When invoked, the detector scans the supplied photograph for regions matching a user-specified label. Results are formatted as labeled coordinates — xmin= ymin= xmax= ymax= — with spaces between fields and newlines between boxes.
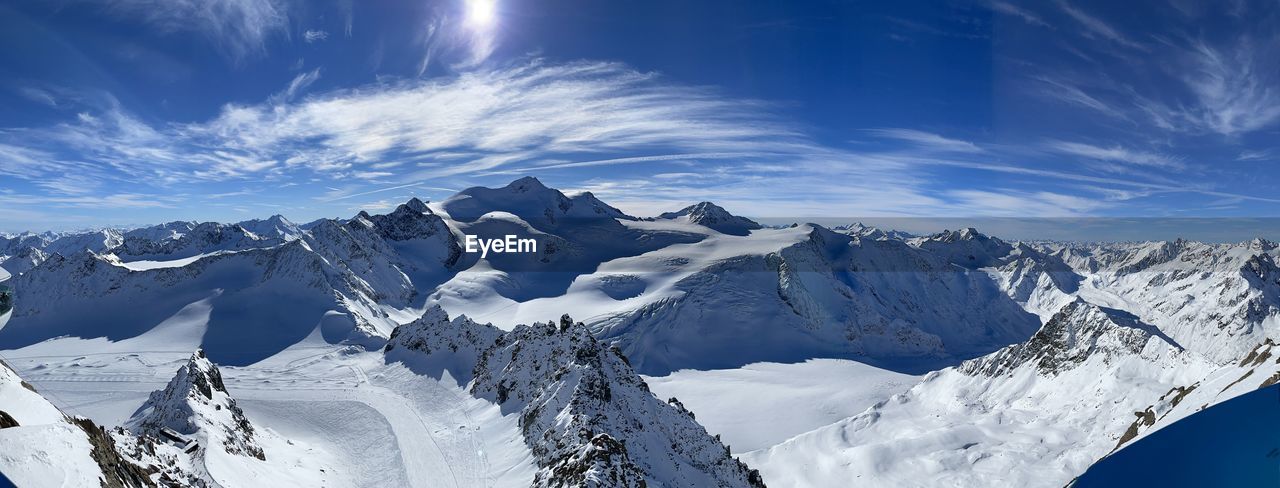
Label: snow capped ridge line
xmin=386 ymin=306 xmax=767 ymax=488
xmin=594 ymin=222 xmax=1044 ymax=375
xmin=655 ymin=201 xmax=762 ymax=236
xmin=127 ymin=348 xmax=264 ymax=461
xmin=0 ymin=193 xmax=476 ymax=362
xmin=747 ymin=235 xmax=1280 ymax=487
xmin=959 ymin=298 xmax=1180 ymax=377
xmin=443 ymin=176 xmax=634 ymax=226
xmin=831 ymin=222 xmax=915 ymax=241
xmin=10 ymin=177 xmax=1280 ymax=487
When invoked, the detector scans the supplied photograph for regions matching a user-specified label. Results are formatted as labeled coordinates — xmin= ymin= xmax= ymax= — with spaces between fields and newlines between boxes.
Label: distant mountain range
xmin=2 ymin=177 xmax=1279 ymax=487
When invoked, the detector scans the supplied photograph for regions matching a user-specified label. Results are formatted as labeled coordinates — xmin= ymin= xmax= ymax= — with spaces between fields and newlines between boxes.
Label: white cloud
xmin=946 ymin=189 xmax=1108 ymax=217
xmin=1054 ymin=1 xmax=1146 ymax=50
xmin=1047 ymin=141 xmax=1184 ymax=170
xmin=1030 ymin=76 xmax=1127 ymax=120
xmin=863 ymin=128 xmax=983 ymax=153
xmin=181 ymin=60 xmax=810 ymax=179
xmin=303 ymin=29 xmax=328 ymax=43
xmin=987 ymin=1 xmax=1049 ymax=28
xmin=1177 ymin=39 xmax=1280 ymax=135
xmin=2 ymin=58 xmax=1270 ymax=220
xmin=1237 ymin=149 xmax=1275 ymax=161
xmin=270 ymin=68 xmax=321 ymax=104
xmin=89 ymin=0 xmax=288 ymax=60
xmin=17 ymin=87 xmax=59 ymax=107
xmin=1030 ymin=32 xmax=1280 ymax=137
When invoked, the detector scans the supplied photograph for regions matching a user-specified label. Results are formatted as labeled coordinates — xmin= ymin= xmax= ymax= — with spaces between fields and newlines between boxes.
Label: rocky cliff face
xmin=128 ymin=349 xmax=264 ymax=460
xmin=385 ymin=307 xmax=767 ymax=488
xmin=959 ymin=299 xmax=1173 ymax=377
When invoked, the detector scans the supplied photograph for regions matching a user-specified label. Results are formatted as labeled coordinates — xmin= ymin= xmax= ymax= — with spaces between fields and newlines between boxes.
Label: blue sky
xmin=2 ymin=0 xmax=1280 ymax=231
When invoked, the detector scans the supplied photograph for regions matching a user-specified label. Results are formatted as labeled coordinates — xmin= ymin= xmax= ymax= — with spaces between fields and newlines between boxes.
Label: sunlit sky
xmin=2 ymin=0 xmax=1280 ymax=231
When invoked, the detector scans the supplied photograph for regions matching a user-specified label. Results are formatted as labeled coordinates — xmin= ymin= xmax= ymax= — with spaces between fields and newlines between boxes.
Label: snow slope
xmin=0 ymin=359 xmax=152 ymax=488
xmin=6 ymin=177 xmax=1280 ymax=488
xmin=643 ymin=359 xmax=920 ymax=453
xmin=656 ymin=202 xmax=763 ymax=236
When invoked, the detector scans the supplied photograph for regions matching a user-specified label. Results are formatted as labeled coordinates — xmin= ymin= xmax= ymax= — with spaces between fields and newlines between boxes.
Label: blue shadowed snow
xmin=1073 ymin=384 xmax=1280 ymax=487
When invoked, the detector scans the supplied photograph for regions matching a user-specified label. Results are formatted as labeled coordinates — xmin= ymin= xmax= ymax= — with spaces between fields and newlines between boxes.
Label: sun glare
xmin=465 ymin=0 xmax=497 ymax=28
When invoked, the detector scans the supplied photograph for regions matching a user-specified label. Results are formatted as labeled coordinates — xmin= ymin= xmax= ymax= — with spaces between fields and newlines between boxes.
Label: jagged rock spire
xmin=127 ymin=349 xmax=264 ymax=460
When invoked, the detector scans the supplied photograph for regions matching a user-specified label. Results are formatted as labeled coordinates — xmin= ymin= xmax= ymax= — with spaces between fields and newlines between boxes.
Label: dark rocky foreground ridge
xmin=387 ymin=306 xmax=767 ymax=488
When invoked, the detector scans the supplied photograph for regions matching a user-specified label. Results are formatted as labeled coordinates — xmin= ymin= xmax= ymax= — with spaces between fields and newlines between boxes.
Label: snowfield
xmin=2 ymin=177 xmax=1280 ymax=487
xmin=644 ymin=359 xmax=920 ymax=453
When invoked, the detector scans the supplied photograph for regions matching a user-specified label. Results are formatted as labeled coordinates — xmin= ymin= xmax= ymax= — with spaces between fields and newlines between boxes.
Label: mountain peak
xmin=961 ymin=300 xmax=1172 ymax=377
xmin=128 ymin=348 xmax=265 ymax=460
xmin=505 ymin=175 xmax=549 ymax=192
xmin=658 ymin=201 xmax=761 ymax=236
xmin=833 ymin=222 xmax=914 ymax=241
xmin=934 ymin=227 xmax=989 ymax=242
xmin=470 ymin=313 xmax=766 ymax=487
xmin=384 ymin=305 xmax=502 ymax=385
xmin=444 ymin=177 xmax=633 ymax=226
xmin=404 ymin=197 xmax=430 ymax=213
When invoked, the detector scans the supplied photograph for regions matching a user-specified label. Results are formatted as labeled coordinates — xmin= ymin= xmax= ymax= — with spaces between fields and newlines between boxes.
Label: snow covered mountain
xmin=127 ymin=349 xmax=265 ymax=461
xmin=4 ymin=176 xmax=1280 ymax=487
xmin=0 ymin=359 xmax=152 ymax=487
xmin=831 ymin=222 xmax=914 ymax=241
xmin=656 ymin=202 xmax=762 ymax=236
xmin=592 ymin=224 xmax=1040 ymax=374
xmin=388 ymin=306 xmax=765 ymax=487
xmin=746 ymin=237 xmax=1280 ymax=487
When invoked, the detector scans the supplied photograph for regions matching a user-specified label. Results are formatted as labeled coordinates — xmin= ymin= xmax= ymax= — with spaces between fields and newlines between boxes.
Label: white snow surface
xmin=0 ymin=360 xmax=109 ymax=487
xmin=643 ymin=359 xmax=920 ymax=453
xmin=3 ymin=178 xmax=1280 ymax=487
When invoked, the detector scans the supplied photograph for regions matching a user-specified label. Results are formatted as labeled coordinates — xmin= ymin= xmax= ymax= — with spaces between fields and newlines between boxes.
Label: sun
xmin=465 ymin=0 xmax=497 ymax=28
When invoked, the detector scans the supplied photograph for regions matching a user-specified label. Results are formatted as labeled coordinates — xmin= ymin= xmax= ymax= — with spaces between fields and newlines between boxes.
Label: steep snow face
xmin=363 ymin=198 xmax=457 ymax=247
xmin=0 ymin=361 xmax=153 ymax=488
xmin=303 ymin=217 xmax=419 ymax=308
xmin=469 ymin=315 xmax=766 ymax=488
xmin=657 ymin=202 xmax=762 ymax=236
xmin=434 ymin=178 xmax=705 ymax=303
xmin=0 ymin=246 xmax=45 ymax=276
xmin=359 ymin=198 xmax=465 ymax=293
xmin=0 ymin=200 xmax=475 ymax=364
xmin=128 ymin=349 xmax=263 ymax=460
xmin=595 ymin=225 xmax=1041 ymax=374
xmin=745 ymin=292 xmax=1280 ymax=488
xmin=41 ymin=229 xmax=125 ymax=257
xmin=0 ymin=242 xmax=388 ymax=365
xmin=1073 ymin=382 xmax=1280 ymax=486
xmin=443 ymin=177 xmax=632 ymax=228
